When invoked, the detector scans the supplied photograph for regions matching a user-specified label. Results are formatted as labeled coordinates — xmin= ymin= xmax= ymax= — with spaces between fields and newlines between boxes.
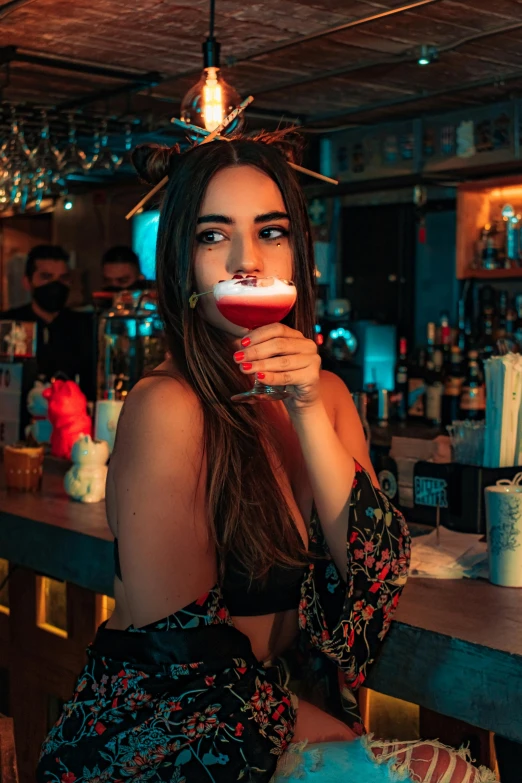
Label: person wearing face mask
xmin=101 ymin=245 xmax=145 ymax=292
xmin=0 ymin=244 xmax=95 ymax=400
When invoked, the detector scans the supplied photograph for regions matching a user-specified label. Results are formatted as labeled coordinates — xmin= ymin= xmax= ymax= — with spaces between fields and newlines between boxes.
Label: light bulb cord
xmin=203 ymin=0 xmax=220 ymax=71
xmin=209 ymin=0 xmax=215 ymax=39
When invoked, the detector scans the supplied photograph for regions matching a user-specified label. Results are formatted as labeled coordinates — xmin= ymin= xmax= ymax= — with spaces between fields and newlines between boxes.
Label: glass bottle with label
xmin=442 ymin=346 xmax=464 ymax=427
xmin=425 ymin=348 xmax=444 ymax=426
xmin=459 ymin=350 xmax=485 ymax=421
xmin=395 ymin=337 xmax=408 ymax=422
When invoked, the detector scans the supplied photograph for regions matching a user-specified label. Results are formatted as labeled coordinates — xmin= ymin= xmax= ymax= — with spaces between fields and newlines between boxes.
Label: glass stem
xmin=251 ymin=378 xmax=265 ymax=394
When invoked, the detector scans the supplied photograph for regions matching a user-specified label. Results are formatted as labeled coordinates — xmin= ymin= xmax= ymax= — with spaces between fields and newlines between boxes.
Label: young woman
xmin=37 ymin=133 xmax=494 ymax=783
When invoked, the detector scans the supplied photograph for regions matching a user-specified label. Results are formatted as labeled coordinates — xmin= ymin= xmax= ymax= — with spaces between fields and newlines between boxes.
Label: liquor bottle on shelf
xmin=476 ymin=225 xmax=490 ymax=269
xmin=478 ymin=223 xmax=503 ymax=270
xmin=439 ymin=311 xmax=452 ymax=363
xmin=425 ymin=348 xmax=444 ymax=427
xmin=497 ymin=220 xmax=507 ymax=268
xmin=496 ymin=291 xmax=508 ymax=341
xmin=480 ymin=313 xmax=496 ymax=360
xmin=426 ymin=321 xmax=436 ymax=360
xmin=506 ymin=299 xmax=517 ymax=338
xmin=477 ymin=285 xmax=497 ymax=359
xmin=514 ymin=294 xmax=522 ymax=349
xmin=502 ymin=205 xmax=521 ymax=268
xmin=457 ymin=299 xmax=469 ymax=353
xmin=459 ymin=350 xmax=485 ymax=421
xmin=442 ymin=346 xmax=464 ymax=427
xmin=408 ymin=348 xmax=426 ymax=420
xmin=395 ymin=337 xmax=409 ymax=422
xmin=478 ymin=284 xmax=496 ymax=320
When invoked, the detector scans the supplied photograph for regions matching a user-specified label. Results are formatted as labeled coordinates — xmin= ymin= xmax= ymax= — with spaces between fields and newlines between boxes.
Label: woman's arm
xmin=236 ymin=327 xmax=369 ymax=576
xmin=320 ymin=370 xmax=379 ymax=486
xmin=288 ymin=399 xmax=356 ymax=576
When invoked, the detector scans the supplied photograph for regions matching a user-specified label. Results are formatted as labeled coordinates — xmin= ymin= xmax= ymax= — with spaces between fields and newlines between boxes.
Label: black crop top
xmin=113 ymin=538 xmax=306 ymax=617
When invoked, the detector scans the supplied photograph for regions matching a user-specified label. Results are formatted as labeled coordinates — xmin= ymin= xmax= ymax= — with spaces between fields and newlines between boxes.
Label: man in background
xmin=102 ymin=245 xmax=144 ymax=291
xmin=0 ymin=244 xmax=95 ymax=400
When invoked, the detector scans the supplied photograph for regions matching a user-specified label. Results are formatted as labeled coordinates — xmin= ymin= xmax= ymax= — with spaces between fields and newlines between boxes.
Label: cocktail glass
xmin=214 ymin=275 xmax=297 ymax=402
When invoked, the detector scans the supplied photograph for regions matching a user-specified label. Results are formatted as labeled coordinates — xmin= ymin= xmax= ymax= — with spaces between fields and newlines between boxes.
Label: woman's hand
xmin=233 ymin=323 xmax=321 ymax=412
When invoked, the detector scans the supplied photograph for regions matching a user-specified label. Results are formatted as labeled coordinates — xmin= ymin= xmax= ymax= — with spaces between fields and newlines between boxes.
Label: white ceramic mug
xmin=484 ymin=476 xmax=522 ymax=587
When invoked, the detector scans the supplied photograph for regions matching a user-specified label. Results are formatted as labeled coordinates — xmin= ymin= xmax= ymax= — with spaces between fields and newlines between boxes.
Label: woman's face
xmin=193 ymin=164 xmax=293 ymax=337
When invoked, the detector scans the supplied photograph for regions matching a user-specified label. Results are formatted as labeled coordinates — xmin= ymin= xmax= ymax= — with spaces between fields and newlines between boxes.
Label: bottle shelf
xmin=460 ymin=267 xmax=522 ymax=280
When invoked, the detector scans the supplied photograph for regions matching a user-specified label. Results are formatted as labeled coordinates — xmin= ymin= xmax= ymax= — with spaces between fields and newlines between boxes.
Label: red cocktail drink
xmin=214 ymin=276 xmax=296 ymax=330
xmin=213 ymin=276 xmax=297 ymax=402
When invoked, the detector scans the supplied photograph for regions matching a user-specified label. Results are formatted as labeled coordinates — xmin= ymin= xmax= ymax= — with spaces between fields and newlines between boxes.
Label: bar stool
xmin=0 ymin=715 xmax=19 ymax=783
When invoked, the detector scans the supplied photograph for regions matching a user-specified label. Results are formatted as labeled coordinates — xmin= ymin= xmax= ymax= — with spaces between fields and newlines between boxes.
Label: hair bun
xmin=131 ymin=143 xmax=180 ymax=186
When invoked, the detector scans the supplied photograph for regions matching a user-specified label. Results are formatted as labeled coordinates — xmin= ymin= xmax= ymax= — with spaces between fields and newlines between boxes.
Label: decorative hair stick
xmin=126 ymin=96 xmax=254 ymax=220
xmin=126 ymin=95 xmax=339 ymax=219
xmin=171 ymin=118 xmax=339 ymax=185
xmin=201 ymin=95 xmax=254 ymax=144
xmin=171 ymin=117 xmax=212 ymax=136
xmin=289 ymin=163 xmax=338 ymax=185
xmin=125 ymin=169 xmax=169 ymax=221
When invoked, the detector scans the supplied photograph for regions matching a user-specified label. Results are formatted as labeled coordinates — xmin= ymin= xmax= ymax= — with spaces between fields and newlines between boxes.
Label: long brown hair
xmin=132 ymin=132 xmax=316 ymax=579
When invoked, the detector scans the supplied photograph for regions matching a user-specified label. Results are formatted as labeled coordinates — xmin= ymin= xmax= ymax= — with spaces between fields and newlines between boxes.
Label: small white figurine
xmin=64 ymin=434 xmax=109 ymax=504
xmin=25 ymin=380 xmax=53 ymax=443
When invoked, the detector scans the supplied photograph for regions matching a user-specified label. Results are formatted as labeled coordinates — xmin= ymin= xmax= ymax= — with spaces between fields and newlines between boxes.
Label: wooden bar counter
xmin=1 ymin=460 xmax=521 ymax=781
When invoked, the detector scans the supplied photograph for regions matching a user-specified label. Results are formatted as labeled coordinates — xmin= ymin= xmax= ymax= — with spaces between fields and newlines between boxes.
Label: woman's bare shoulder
xmin=113 ymin=372 xmax=203 ymax=460
xmin=109 ymin=373 xmax=213 ymax=626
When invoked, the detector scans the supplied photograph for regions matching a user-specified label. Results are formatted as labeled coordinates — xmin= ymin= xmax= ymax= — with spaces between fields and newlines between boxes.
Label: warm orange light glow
xmin=37 ymin=576 xmax=68 ymax=638
xmin=488 ymin=186 xmax=522 ymax=200
xmin=98 ymin=594 xmax=116 ymax=623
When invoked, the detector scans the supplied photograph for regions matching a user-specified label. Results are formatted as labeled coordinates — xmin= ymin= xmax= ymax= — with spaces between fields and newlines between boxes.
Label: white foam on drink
xmin=214 ymin=276 xmax=294 ymax=301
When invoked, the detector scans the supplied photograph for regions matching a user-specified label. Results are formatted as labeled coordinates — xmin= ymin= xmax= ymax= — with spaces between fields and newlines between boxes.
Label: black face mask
xmin=32 ymin=280 xmax=70 ymax=314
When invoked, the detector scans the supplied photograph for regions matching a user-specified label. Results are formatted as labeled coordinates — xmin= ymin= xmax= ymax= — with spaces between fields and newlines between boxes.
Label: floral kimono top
xmin=37 ymin=462 xmax=411 ymax=783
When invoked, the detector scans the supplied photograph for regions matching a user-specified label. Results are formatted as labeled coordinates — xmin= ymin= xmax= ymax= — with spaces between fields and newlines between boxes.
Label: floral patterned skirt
xmin=37 ymin=619 xmax=297 ymax=783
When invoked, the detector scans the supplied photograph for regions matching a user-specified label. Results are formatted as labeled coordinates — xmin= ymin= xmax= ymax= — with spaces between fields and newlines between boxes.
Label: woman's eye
xmin=259 ymin=226 xmax=289 ymax=241
xmin=196 ymin=230 xmax=226 ymax=244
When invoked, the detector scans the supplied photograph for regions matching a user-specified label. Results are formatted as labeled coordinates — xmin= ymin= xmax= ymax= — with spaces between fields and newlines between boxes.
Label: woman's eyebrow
xmin=254 ymin=211 xmax=289 ymax=223
xmin=196 ymin=211 xmax=290 ymax=225
xmin=197 ymin=214 xmax=233 ymax=225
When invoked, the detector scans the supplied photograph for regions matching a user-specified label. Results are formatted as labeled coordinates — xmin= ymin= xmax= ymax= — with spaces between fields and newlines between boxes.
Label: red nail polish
xmin=241 ymin=362 xmax=253 ymax=371
xmin=256 ymin=372 xmax=266 ymax=380
xmin=241 ymin=337 xmax=251 ymax=347
xmin=233 ymin=351 xmax=245 ymax=362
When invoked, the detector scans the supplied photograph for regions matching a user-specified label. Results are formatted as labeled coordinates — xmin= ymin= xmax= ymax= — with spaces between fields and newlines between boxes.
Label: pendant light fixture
xmin=180 ymin=0 xmax=243 ymax=133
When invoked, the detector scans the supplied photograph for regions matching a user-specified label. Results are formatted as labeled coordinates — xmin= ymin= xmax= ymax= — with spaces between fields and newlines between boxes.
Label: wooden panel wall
xmin=3 ymin=566 xmax=104 ymax=783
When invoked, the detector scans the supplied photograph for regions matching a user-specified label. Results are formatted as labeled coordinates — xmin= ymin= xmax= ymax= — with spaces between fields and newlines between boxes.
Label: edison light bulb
xmin=180 ymin=66 xmax=243 ymax=133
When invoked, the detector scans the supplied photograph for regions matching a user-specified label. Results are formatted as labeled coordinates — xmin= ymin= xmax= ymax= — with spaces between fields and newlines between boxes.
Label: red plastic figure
xmin=42 ymin=380 xmax=92 ymax=460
